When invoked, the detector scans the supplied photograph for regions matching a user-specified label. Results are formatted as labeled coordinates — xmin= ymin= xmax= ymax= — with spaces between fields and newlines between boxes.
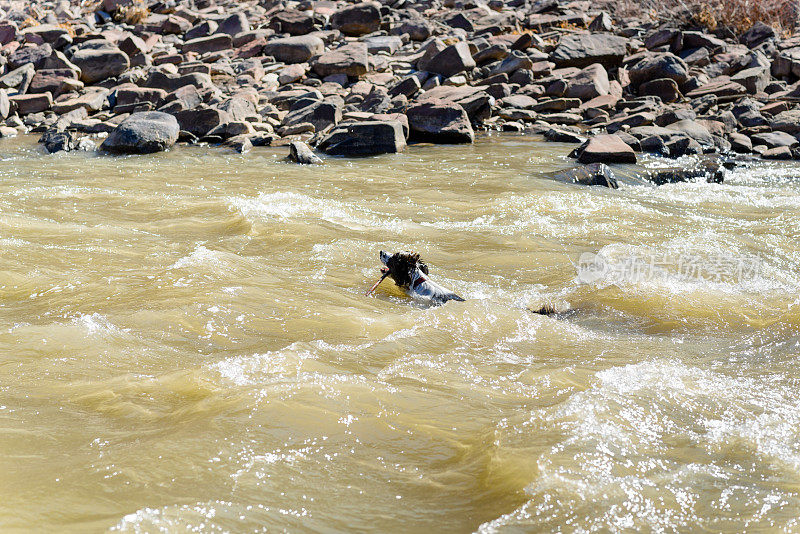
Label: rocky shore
xmin=0 ymin=0 xmax=798 ymax=183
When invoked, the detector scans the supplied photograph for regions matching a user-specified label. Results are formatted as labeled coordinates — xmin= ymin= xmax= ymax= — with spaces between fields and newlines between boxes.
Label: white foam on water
xmin=227 ymin=191 xmax=409 ymax=232
xmin=478 ymin=359 xmax=800 ymax=532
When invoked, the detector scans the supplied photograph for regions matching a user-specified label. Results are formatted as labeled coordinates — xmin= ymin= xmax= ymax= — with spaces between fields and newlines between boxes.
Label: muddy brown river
xmin=1 ymin=133 xmax=799 ymax=532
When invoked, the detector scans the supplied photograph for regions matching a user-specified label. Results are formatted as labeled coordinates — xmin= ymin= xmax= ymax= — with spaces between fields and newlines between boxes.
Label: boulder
xmin=289 ymin=141 xmax=322 ymax=164
xmin=770 ymin=109 xmax=800 ymax=134
xmin=639 ymin=78 xmax=681 ymax=102
xmin=331 ymin=2 xmax=382 ymax=36
xmin=730 ymin=67 xmax=770 ymax=94
xmin=741 ymin=21 xmax=775 ymax=49
xmin=406 ymin=100 xmax=474 ymax=143
xmin=8 ymin=44 xmax=53 ymax=70
xmin=100 ymin=112 xmax=179 ymax=154
xmin=312 ymin=43 xmax=369 ymax=77
xmin=282 ymin=100 xmax=342 ymax=132
xmin=645 ymin=162 xmax=724 ymax=185
xmin=751 ymin=131 xmax=798 ymax=148
xmin=263 ymin=35 xmax=324 ymax=64
xmin=269 ymin=10 xmax=315 ymax=36
xmin=628 ymin=53 xmax=689 ymax=89
xmin=217 ymin=13 xmax=250 ymax=36
xmin=9 ymin=92 xmax=52 ymax=114
xmin=40 ymin=129 xmax=74 ymax=153
xmin=551 ymin=34 xmax=628 ymax=68
xmin=175 ymin=108 xmax=232 ymax=137
xmin=564 ymin=63 xmax=609 ymax=101
xmin=182 ymin=34 xmax=233 ymax=55
xmin=664 ymin=119 xmax=714 ymax=146
xmin=573 ymin=134 xmax=637 ymax=164
xmin=425 ymin=42 xmax=476 ymax=78
xmin=318 ymin=120 xmax=406 ymax=156
xmin=71 ymin=46 xmax=129 ymax=84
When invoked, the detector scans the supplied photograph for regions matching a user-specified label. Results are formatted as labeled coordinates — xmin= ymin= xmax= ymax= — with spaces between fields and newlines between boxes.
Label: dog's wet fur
xmin=381 ymin=251 xmax=428 ymax=289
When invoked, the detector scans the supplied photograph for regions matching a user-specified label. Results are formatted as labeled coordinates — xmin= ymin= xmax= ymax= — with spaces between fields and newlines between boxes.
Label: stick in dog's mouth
xmin=365 ymin=267 xmax=390 ymax=296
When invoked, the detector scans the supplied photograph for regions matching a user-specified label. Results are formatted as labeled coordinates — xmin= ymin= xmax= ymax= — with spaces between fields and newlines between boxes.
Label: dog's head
xmin=379 ymin=250 xmax=429 ymax=288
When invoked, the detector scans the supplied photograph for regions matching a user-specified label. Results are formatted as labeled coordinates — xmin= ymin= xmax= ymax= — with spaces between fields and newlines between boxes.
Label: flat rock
xmin=574 ymin=134 xmax=637 ymax=164
xmin=264 ymin=35 xmax=324 ymax=64
xmin=551 ymin=34 xmax=628 ymax=69
xmin=312 ymin=43 xmax=369 ymax=77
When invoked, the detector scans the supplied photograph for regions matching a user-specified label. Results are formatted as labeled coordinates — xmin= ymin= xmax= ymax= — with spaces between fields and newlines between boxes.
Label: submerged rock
xmin=550 ymin=163 xmax=619 ymax=188
xmin=100 ymin=112 xmax=179 ymax=154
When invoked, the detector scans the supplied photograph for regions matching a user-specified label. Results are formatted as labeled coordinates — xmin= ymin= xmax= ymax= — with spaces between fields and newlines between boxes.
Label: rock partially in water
xmin=40 ymin=129 xmax=74 ymax=153
xmin=100 ymin=111 xmax=179 ymax=154
xmin=318 ymin=120 xmax=406 ymax=156
xmin=549 ymin=163 xmax=619 ymax=188
xmin=572 ymin=134 xmax=637 ymax=164
xmin=288 ymin=141 xmax=322 ymax=164
xmin=406 ymin=100 xmax=474 ymax=144
xmin=645 ymin=162 xmax=725 ymax=185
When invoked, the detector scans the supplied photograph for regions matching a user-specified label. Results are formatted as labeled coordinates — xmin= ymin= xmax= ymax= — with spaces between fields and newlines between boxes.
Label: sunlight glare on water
xmin=1 ymin=134 xmax=799 ymax=532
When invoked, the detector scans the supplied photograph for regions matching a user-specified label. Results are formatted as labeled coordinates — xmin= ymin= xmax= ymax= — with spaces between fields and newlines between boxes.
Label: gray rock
xmin=318 ymin=120 xmax=406 ymax=156
xmin=628 ymin=53 xmax=689 ymax=89
xmin=182 ymin=34 xmax=233 ymax=54
xmin=175 ymin=108 xmax=232 ymax=137
xmin=551 ymin=34 xmax=628 ymax=68
xmin=289 ymin=141 xmax=322 ymax=163
xmin=406 ymin=100 xmax=474 ymax=143
xmin=100 ymin=111 xmax=179 ymax=154
xmin=331 ymin=2 xmax=382 ymax=36
xmin=426 ymin=42 xmax=476 ymax=78
xmin=573 ymin=134 xmax=637 ymax=164
xmin=71 ymin=46 xmax=129 ymax=84
xmin=217 ymin=13 xmax=249 ymax=36
xmin=312 ymin=43 xmax=369 ymax=77
xmin=263 ymin=35 xmax=324 ymax=64
xmin=282 ymin=99 xmax=342 ymax=133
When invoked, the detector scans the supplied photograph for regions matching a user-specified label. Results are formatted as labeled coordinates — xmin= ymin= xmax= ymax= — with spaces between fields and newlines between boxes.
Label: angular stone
xmin=282 ymin=100 xmax=342 ymax=132
xmin=289 ymin=141 xmax=322 ymax=163
xmin=182 ymin=34 xmax=233 ymax=55
xmin=686 ymin=79 xmax=746 ymax=100
xmin=10 ymin=92 xmax=52 ymax=114
xmin=8 ymin=44 xmax=53 ymax=70
xmin=639 ymin=78 xmax=681 ymax=102
xmin=628 ymin=53 xmax=689 ymax=89
xmin=175 ymin=108 xmax=232 ymax=137
xmin=574 ymin=134 xmax=636 ymax=164
xmin=406 ymin=100 xmax=474 ymax=143
xmin=71 ymin=46 xmax=130 ymax=84
xmin=425 ymin=42 xmax=476 ymax=78
xmin=115 ymin=86 xmax=168 ymax=108
xmin=331 ymin=2 xmax=382 ymax=36
xmin=731 ymin=67 xmax=770 ymax=94
xmin=269 ymin=10 xmax=315 ymax=36
xmin=318 ymin=120 xmax=406 ymax=156
xmin=101 ymin=111 xmax=179 ymax=154
xmin=263 ymin=35 xmax=325 ymax=64
xmin=52 ymin=90 xmax=109 ymax=114
xmin=217 ymin=13 xmax=250 ymax=36
xmin=551 ymin=34 xmax=628 ymax=69
xmin=564 ymin=63 xmax=609 ymax=101
xmin=312 ymin=43 xmax=369 ymax=77
xmin=751 ymin=131 xmax=798 ymax=148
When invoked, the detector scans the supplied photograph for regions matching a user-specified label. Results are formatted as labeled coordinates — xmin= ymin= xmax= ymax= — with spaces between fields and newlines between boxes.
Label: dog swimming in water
xmin=366 ymin=251 xmax=465 ymax=304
